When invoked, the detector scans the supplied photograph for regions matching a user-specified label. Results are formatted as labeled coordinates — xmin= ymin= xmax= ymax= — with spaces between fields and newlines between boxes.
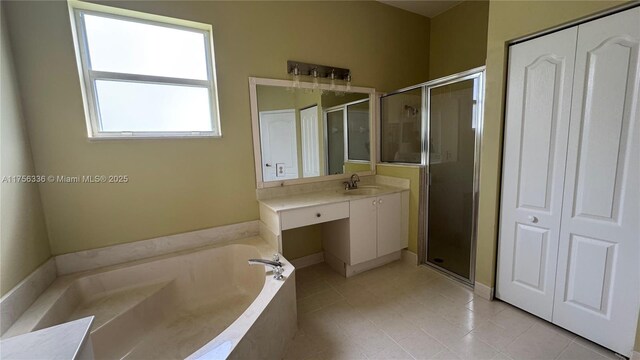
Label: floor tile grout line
xmin=375 ymin=327 xmax=418 ymax=360
xmin=568 ymin=338 xmax=618 ymax=360
xmin=550 ymin=336 xmax=574 ymax=360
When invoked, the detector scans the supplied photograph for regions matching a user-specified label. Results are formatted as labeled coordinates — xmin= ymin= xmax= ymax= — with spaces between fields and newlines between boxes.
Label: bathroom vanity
xmin=249 ymin=76 xmax=409 ymax=276
xmin=258 ymin=183 xmax=409 ymax=277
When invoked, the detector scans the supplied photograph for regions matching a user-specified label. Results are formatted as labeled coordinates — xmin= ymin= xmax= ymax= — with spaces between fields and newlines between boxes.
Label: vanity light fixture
xmin=286 ymin=60 xmax=352 ymax=94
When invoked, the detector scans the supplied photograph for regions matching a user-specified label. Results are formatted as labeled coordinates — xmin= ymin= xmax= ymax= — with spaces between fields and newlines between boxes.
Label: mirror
xmin=249 ymin=78 xmax=375 ymax=187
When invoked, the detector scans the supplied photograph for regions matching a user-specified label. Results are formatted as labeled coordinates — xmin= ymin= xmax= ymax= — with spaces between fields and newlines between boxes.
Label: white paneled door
xmin=259 ymin=110 xmax=298 ymax=181
xmin=498 ymin=7 xmax=639 ymax=356
xmin=497 ymin=27 xmax=578 ymax=321
xmin=552 ymin=8 xmax=640 ymax=356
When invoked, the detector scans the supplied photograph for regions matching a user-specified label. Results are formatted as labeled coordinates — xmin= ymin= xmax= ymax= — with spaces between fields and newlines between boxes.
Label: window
xmin=69 ymin=1 xmax=221 ymax=138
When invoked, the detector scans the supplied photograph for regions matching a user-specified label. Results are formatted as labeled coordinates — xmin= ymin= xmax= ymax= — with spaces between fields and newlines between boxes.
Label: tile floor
xmin=285 ymin=259 xmax=620 ymax=360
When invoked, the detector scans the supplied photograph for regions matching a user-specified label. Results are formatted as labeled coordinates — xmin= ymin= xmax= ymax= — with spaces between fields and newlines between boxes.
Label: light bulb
xmin=329 ymin=69 xmax=337 ymax=91
xmin=311 ymin=68 xmax=322 ymax=94
xmin=289 ymin=65 xmax=300 ymax=92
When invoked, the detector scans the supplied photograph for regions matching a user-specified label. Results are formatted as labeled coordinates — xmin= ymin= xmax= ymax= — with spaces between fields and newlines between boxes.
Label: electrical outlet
xmin=276 ymin=163 xmax=286 ymax=177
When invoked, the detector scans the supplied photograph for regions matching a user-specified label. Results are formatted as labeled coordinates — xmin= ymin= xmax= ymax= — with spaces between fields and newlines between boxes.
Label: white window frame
xmin=68 ymin=1 xmax=222 ymax=139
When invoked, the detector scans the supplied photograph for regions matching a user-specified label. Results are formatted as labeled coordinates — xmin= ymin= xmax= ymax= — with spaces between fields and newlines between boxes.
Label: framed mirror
xmin=249 ymin=77 xmax=376 ymax=188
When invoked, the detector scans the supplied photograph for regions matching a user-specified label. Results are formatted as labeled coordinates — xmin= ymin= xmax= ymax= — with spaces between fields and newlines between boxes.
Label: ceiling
xmin=377 ymin=0 xmax=463 ymax=18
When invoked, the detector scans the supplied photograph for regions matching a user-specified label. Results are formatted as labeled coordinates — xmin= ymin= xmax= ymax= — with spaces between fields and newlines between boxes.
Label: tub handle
xmin=274 ymin=266 xmax=284 ymax=280
xmin=248 ymin=258 xmax=285 ymax=280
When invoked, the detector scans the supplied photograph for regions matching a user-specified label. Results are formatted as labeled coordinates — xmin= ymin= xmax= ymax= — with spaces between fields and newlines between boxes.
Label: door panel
xmin=573 ymin=39 xmax=635 ymax=220
xmin=513 ymin=224 xmax=548 ymax=292
xmin=517 ymin=56 xmax=566 ymax=211
xmin=552 ymin=8 xmax=640 ymax=355
xmin=563 ymin=234 xmax=615 ymax=314
xmin=377 ymin=193 xmax=402 ymax=257
xmin=497 ymin=27 xmax=578 ymax=320
xmin=349 ymin=197 xmax=377 ymax=265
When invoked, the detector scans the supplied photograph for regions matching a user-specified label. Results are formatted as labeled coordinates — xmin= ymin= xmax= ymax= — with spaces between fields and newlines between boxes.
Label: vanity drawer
xmin=281 ymin=202 xmax=349 ymax=230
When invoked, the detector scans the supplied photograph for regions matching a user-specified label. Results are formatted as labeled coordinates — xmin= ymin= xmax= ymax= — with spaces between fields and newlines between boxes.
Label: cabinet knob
xmin=528 ymin=215 xmax=538 ymax=223
xmin=378 ymin=199 xmax=383 ymax=204
xmin=372 ymin=200 xmax=377 ymax=206
xmin=316 ymin=213 xmax=321 ymax=218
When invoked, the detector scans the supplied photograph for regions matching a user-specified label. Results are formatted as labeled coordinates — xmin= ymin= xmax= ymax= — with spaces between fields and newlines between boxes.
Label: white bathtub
xmin=2 ymin=237 xmax=297 ymax=359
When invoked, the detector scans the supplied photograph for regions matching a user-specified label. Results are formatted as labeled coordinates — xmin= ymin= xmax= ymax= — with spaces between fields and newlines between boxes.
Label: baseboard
xmin=0 ymin=258 xmax=57 ymax=335
xmin=323 ymin=251 xmax=346 ymax=277
xmin=474 ymin=281 xmax=494 ymax=300
xmin=289 ymin=252 xmax=324 ymax=269
xmin=345 ymin=251 xmax=401 ymax=277
xmin=55 ymin=220 xmax=260 ymax=275
xmin=401 ymin=249 xmax=418 ymax=265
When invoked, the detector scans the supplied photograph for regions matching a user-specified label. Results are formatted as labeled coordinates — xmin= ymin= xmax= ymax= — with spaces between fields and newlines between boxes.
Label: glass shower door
xmin=426 ymin=73 xmax=483 ymax=283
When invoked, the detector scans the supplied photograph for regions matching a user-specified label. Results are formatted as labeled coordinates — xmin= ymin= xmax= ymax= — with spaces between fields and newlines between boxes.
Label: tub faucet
xmin=343 ymin=174 xmax=360 ymax=190
xmin=248 ymin=254 xmax=284 ymax=280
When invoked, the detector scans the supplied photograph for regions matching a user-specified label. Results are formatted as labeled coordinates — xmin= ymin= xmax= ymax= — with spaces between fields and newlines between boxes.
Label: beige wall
xmin=429 ymin=1 xmax=489 ymax=80
xmin=0 ymin=5 xmax=52 ymax=296
xmin=3 ymin=0 xmax=430 ymax=255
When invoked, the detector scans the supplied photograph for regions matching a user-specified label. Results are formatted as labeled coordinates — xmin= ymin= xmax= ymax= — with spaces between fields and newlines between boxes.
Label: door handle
xmin=528 ymin=215 xmax=538 ymax=223
xmin=265 ymin=163 xmax=272 ymax=167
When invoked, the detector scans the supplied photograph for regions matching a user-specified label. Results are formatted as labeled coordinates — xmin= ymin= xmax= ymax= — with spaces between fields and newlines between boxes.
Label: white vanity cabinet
xmin=258 ymin=185 xmax=409 ymax=277
xmin=323 ymin=191 xmax=408 ymax=276
xmin=346 ymin=193 xmax=403 ymax=265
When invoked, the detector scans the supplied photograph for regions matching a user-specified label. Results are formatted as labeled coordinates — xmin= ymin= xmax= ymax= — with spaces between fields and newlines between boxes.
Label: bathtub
xmin=2 ymin=237 xmax=297 ymax=359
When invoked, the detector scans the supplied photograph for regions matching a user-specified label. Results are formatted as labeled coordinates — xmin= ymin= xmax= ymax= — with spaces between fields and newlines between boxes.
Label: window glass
xmin=95 ymin=80 xmax=212 ymax=132
xmin=84 ymin=14 xmax=208 ymax=80
xmin=346 ymin=100 xmax=370 ymax=161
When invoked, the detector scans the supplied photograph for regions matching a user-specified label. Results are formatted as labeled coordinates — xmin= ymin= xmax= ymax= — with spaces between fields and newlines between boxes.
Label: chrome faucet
xmin=343 ymin=174 xmax=360 ymax=190
xmin=248 ymin=254 xmax=284 ymax=280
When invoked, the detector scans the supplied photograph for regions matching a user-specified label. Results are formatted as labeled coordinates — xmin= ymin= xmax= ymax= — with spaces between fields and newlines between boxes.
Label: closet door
xmin=496 ymin=28 xmax=577 ymax=320
xmin=552 ymin=7 xmax=640 ymax=356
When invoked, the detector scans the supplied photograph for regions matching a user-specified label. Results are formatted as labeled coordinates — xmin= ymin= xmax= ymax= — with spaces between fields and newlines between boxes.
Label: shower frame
xmin=379 ymin=66 xmax=486 ymax=286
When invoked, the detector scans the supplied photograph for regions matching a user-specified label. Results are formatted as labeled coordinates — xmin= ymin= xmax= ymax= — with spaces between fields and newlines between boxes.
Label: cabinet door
xmin=376 ymin=193 xmax=402 ymax=257
xmin=496 ymin=27 xmax=577 ymax=320
xmin=349 ymin=197 xmax=378 ymax=265
xmin=552 ymin=7 xmax=640 ymax=356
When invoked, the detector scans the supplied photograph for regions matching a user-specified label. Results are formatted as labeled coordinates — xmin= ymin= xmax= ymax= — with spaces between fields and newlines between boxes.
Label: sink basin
xmin=343 ymin=185 xmax=382 ymax=196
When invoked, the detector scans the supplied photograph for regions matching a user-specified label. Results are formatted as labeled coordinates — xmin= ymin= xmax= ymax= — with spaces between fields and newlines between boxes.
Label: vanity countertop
xmin=258 ymin=184 xmax=408 ymax=212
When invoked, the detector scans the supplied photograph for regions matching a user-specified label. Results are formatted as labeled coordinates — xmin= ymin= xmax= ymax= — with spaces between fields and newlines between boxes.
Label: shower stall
xmin=380 ymin=68 xmax=485 ymax=284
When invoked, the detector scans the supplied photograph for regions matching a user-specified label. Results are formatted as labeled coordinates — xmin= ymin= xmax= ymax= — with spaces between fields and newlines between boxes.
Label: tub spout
xmin=248 ymin=256 xmax=284 ymax=280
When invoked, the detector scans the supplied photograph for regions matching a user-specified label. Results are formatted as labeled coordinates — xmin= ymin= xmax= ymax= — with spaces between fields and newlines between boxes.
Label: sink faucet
xmin=248 ymin=254 xmax=285 ymax=280
xmin=343 ymin=174 xmax=360 ymax=190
